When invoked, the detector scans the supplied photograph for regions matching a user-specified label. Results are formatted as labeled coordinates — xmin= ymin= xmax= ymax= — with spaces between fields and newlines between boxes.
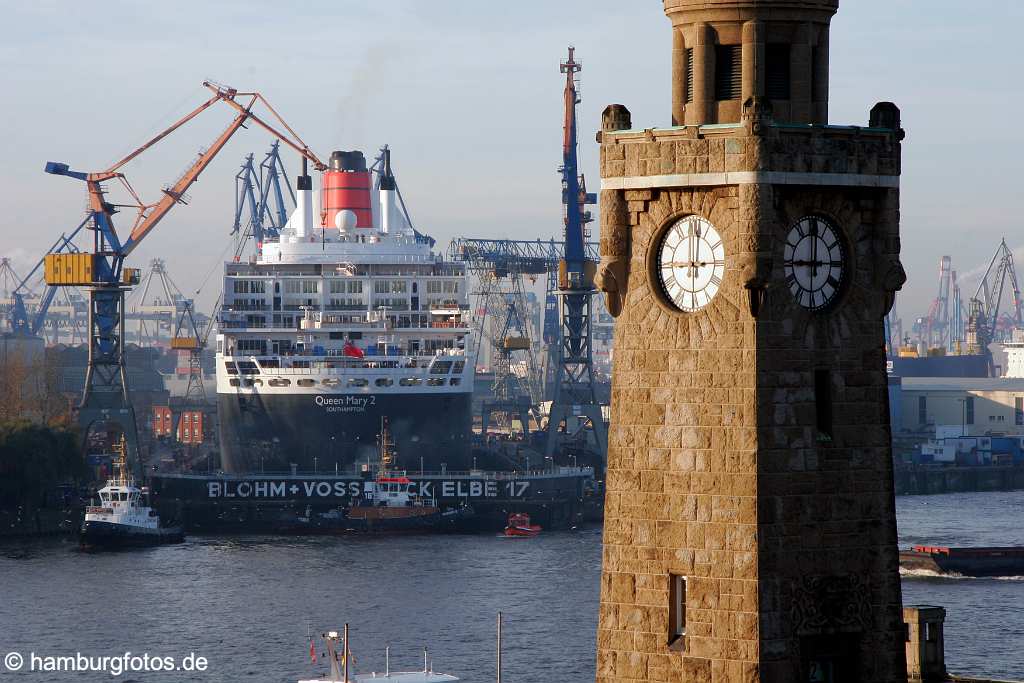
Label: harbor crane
xmin=449 ymin=237 xmax=600 ymax=403
xmin=966 ymin=238 xmax=1022 ymax=358
xmin=545 ymin=47 xmax=607 ymax=460
xmin=233 ymin=141 xmax=295 ymax=247
xmin=6 ymin=220 xmax=89 ymax=338
xmin=43 ymin=81 xmax=324 ymax=464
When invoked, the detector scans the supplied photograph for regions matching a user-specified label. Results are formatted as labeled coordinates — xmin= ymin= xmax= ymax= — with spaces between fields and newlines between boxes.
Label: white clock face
xmin=783 ymin=216 xmax=845 ymax=311
xmin=656 ymin=216 xmax=726 ymax=313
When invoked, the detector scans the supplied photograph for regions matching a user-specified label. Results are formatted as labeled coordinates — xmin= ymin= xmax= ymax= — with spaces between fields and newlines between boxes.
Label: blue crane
xmin=9 ymin=218 xmax=89 ymax=337
xmin=233 ymin=141 xmax=295 ymax=246
xmin=43 ymin=82 xmax=325 ymax=466
xmin=449 ymin=237 xmax=601 ymax=397
xmin=545 ymin=47 xmax=607 ymax=460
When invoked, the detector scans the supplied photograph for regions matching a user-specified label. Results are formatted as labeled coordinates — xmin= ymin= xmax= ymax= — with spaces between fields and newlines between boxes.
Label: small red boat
xmin=503 ymin=513 xmax=542 ymax=537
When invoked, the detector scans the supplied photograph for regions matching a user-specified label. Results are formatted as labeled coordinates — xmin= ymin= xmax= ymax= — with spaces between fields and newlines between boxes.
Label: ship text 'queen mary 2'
xmin=216 ymin=148 xmax=474 ymax=474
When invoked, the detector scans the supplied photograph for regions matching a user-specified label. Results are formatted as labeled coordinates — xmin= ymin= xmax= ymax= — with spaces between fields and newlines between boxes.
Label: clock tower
xmin=595 ymin=1 xmax=908 ymax=682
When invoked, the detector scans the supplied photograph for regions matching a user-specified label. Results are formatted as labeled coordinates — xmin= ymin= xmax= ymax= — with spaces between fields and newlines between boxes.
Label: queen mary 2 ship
xmin=216 ymin=148 xmax=474 ymax=474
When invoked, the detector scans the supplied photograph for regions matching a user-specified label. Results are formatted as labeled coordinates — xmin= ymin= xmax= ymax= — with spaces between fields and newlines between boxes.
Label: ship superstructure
xmin=216 ymin=149 xmax=474 ymax=473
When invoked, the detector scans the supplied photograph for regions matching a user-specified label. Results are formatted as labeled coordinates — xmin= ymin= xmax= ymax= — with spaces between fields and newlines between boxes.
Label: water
xmin=897 ymin=491 xmax=1024 ymax=680
xmin=0 ymin=492 xmax=1021 ymax=682
xmin=0 ymin=531 xmax=602 ymax=682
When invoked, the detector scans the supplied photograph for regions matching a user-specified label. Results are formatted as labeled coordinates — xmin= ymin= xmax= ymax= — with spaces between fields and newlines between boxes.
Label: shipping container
xmin=44 ymin=253 xmax=95 ymax=285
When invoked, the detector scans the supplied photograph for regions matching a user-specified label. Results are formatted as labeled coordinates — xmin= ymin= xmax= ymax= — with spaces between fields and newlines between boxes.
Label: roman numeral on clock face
xmin=658 ymin=216 xmax=726 ymax=313
xmin=785 ymin=216 xmax=844 ymax=310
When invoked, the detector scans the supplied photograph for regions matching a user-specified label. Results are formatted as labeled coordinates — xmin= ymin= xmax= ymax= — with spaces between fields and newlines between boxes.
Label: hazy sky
xmin=2 ymin=0 xmax=1022 ymax=323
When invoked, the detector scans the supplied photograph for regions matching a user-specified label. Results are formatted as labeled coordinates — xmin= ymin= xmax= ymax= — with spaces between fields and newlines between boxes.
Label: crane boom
xmin=124 ymin=107 xmax=252 ymax=255
xmin=45 ymin=81 xmax=325 ymax=264
xmin=41 ymin=81 xmax=323 ymax=469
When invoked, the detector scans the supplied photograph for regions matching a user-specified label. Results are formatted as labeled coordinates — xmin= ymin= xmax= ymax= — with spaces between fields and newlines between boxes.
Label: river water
xmin=1 ymin=491 xmax=1021 ymax=682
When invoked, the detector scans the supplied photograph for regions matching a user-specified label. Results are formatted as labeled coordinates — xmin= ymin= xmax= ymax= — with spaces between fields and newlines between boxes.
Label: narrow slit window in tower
xmin=766 ymin=44 xmax=791 ymax=100
xmin=815 ymin=369 xmax=833 ymax=441
xmin=668 ymin=574 xmax=686 ymax=648
xmin=714 ymin=45 xmax=742 ymax=101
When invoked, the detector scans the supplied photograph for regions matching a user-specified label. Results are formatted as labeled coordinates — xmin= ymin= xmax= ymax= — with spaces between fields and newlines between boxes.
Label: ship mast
xmin=111 ymin=434 xmax=130 ymax=486
xmin=379 ymin=417 xmax=396 ymax=471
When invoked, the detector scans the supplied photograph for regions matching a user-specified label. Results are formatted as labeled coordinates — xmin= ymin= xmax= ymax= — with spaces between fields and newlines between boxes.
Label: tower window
xmin=714 ymin=45 xmax=742 ymax=101
xmin=814 ymin=369 xmax=833 ymax=442
xmin=766 ymin=44 xmax=791 ymax=100
xmin=668 ymin=574 xmax=686 ymax=648
xmin=964 ymin=396 xmax=975 ymax=425
xmin=1015 ymin=397 xmax=1023 ymax=426
xmin=918 ymin=396 xmax=927 ymax=425
xmin=684 ymin=48 xmax=694 ymax=104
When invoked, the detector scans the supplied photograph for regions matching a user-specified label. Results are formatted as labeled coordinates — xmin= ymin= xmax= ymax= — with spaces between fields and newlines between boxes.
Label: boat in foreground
xmin=299 ymin=626 xmax=457 ymax=683
xmin=900 ymin=545 xmax=1024 ymax=577
xmin=503 ymin=512 xmax=542 ymax=537
xmin=80 ymin=437 xmax=184 ymax=550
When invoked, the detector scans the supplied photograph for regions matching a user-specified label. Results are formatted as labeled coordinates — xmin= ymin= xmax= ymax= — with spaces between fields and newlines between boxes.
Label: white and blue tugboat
xmin=80 ymin=437 xmax=184 ymax=550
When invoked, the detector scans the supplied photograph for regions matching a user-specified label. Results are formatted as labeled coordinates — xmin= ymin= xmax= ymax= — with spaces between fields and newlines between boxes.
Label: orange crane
xmin=43 ymin=81 xmax=323 ymax=464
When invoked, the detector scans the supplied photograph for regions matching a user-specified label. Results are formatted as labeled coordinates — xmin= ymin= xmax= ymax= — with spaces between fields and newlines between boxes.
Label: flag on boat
xmin=310 ymin=639 xmax=316 ymax=663
xmin=343 ymin=341 xmax=364 ymax=359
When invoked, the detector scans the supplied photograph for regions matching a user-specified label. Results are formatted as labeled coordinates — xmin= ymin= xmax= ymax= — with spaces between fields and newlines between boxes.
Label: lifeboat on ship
xmin=503 ymin=512 xmax=541 ymax=537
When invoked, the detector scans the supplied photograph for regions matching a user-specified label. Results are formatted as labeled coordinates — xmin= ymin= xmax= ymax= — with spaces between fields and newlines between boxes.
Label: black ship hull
xmin=900 ymin=546 xmax=1024 ymax=577
xmin=274 ymin=505 xmax=475 ymax=535
xmin=217 ymin=390 xmax=473 ymax=473
xmin=80 ymin=520 xmax=184 ymax=550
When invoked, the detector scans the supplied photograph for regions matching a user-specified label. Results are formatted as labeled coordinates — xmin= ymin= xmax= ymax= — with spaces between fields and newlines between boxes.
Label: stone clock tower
xmin=595 ymin=1 xmax=908 ymax=682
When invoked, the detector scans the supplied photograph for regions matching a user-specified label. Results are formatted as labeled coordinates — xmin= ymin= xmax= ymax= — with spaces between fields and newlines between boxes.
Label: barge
xmin=900 ymin=545 xmax=1024 ymax=577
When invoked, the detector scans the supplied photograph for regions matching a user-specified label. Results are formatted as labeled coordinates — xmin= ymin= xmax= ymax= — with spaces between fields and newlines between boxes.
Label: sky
xmin=1 ymin=0 xmax=1022 ymax=324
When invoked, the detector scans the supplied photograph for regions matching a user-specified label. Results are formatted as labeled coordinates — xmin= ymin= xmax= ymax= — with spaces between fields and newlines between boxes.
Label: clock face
xmin=656 ymin=216 xmax=726 ymax=313
xmin=783 ymin=216 xmax=845 ymax=311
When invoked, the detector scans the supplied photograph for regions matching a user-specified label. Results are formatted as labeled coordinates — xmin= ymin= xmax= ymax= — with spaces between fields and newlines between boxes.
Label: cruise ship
xmin=216 ymin=149 xmax=473 ymax=473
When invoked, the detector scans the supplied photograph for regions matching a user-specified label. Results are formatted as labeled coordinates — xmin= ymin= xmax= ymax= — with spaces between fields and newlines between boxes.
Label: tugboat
xmin=299 ymin=625 xmax=458 ymax=683
xmin=80 ymin=437 xmax=184 ymax=550
xmin=282 ymin=419 xmax=473 ymax=534
xmin=503 ymin=512 xmax=542 ymax=537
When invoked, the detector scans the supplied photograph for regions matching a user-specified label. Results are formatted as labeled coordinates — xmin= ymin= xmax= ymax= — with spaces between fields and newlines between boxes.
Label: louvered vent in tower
xmin=714 ymin=45 xmax=742 ymax=101
xmin=684 ymin=48 xmax=694 ymax=104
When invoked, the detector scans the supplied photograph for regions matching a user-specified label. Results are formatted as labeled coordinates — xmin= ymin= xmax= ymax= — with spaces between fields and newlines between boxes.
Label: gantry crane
xmin=545 ymin=47 xmax=606 ymax=460
xmin=7 ymin=221 xmax=89 ymax=338
xmin=966 ymin=238 xmax=1023 ymax=361
xmin=43 ymin=81 xmax=324 ymax=466
xmin=233 ymin=141 xmax=295 ymax=248
xmin=448 ymin=237 xmax=600 ymax=403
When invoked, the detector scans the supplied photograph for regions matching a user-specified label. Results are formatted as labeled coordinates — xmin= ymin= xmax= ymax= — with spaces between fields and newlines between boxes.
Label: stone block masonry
xmin=593 ymin=2 xmax=908 ymax=679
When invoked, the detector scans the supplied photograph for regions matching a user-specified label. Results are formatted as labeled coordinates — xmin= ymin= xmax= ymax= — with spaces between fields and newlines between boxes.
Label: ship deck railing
xmin=219 ymin=321 xmax=469 ymax=332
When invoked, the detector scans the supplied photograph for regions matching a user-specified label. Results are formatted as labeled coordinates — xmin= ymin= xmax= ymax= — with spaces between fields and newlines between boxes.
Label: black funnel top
xmin=380 ymin=148 xmax=396 ymax=191
xmin=329 ymin=150 xmax=367 ymax=172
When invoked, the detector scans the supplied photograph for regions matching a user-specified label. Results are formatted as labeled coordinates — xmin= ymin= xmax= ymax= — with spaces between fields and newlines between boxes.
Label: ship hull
xmin=217 ymin=390 xmax=473 ymax=473
xmin=276 ymin=505 xmax=475 ymax=535
xmin=80 ymin=520 xmax=184 ymax=550
xmin=900 ymin=546 xmax=1024 ymax=577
